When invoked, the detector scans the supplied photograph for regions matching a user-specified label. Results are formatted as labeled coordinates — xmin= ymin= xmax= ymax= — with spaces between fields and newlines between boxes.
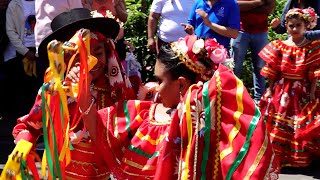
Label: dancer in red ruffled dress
xmin=259 ymin=8 xmax=320 ymax=169
xmin=76 ymin=35 xmax=278 ymax=179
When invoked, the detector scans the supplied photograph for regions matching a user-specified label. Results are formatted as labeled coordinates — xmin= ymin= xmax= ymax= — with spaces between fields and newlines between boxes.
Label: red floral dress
xmin=94 ymin=65 xmax=278 ymax=179
xmin=259 ymin=40 xmax=320 ymax=168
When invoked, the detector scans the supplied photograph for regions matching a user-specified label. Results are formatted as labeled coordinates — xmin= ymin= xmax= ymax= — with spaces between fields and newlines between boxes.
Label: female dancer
xmin=76 ymin=35 xmax=278 ymax=179
xmin=259 ymin=8 xmax=320 ymax=169
xmin=12 ymin=8 xmax=134 ymax=179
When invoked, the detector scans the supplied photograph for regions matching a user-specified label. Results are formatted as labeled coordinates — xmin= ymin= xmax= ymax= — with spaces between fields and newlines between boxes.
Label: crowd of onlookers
xmin=0 ymin=0 xmax=318 ymax=121
xmin=0 ymin=0 xmax=320 ymax=173
xmin=0 ymin=0 xmax=272 ymax=123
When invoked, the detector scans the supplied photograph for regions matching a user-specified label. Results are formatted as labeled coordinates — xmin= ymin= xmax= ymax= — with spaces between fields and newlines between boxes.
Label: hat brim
xmin=38 ymin=17 xmax=120 ymax=68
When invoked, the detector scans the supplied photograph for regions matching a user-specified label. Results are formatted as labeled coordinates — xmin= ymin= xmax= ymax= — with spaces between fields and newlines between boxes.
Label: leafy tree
xmin=124 ymin=0 xmax=155 ymax=82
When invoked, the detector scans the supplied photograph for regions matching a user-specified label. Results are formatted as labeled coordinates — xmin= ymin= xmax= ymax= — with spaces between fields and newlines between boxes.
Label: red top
xmin=240 ymin=12 xmax=268 ymax=33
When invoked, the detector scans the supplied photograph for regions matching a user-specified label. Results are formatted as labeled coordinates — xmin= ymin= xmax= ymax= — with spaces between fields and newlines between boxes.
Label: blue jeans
xmin=231 ymin=31 xmax=268 ymax=102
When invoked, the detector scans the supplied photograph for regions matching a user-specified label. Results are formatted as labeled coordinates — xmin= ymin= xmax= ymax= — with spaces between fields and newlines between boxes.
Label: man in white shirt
xmin=34 ymin=0 xmax=83 ymax=82
xmin=147 ymin=0 xmax=194 ymax=53
xmin=35 ymin=0 xmax=83 ymax=51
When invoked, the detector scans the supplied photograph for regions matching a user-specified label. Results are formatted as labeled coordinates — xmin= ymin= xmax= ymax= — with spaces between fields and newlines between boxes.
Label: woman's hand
xmin=196 ymin=9 xmax=211 ymax=26
xmin=66 ymin=64 xmax=80 ymax=83
xmin=65 ymin=63 xmax=93 ymax=106
xmin=181 ymin=23 xmax=194 ymax=35
xmin=270 ymin=18 xmax=280 ymax=29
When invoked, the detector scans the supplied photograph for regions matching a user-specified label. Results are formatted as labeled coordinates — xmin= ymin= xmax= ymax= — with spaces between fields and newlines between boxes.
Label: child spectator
xmin=259 ymin=8 xmax=320 ymax=170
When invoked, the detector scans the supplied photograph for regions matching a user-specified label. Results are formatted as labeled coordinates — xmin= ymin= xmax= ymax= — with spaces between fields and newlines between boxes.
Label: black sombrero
xmin=38 ymin=8 xmax=120 ymax=64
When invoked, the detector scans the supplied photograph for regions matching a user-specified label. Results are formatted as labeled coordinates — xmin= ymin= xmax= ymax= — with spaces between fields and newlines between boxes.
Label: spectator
xmin=259 ymin=8 xmax=320 ymax=170
xmin=181 ymin=0 xmax=240 ymax=50
xmin=147 ymin=0 xmax=194 ymax=53
xmin=271 ymin=0 xmax=320 ymax=40
xmin=35 ymin=0 xmax=83 ymax=50
xmin=0 ymin=0 xmax=10 ymax=62
xmin=6 ymin=0 xmax=38 ymax=117
xmin=231 ymin=0 xmax=275 ymax=104
xmin=0 ymin=0 xmax=10 ymax=119
xmin=35 ymin=0 xmax=83 ymax=82
xmin=82 ymin=0 xmax=127 ymax=23
xmin=82 ymin=0 xmax=127 ymax=52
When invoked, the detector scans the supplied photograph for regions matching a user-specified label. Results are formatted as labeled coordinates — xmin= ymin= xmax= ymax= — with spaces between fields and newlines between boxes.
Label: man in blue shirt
xmin=181 ymin=0 xmax=240 ymax=50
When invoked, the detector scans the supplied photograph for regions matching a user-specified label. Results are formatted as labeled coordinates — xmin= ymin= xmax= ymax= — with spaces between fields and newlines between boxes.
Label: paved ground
xmin=1 ymin=163 xmax=320 ymax=179
xmin=5 ymin=121 xmax=319 ymax=179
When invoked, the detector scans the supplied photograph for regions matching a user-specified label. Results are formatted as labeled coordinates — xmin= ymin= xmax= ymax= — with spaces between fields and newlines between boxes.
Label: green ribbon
xmin=200 ymin=81 xmax=210 ymax=180
xmin=225 ymin=106 xmax=261 ymax=180
xmin=41 ymin=86 xmax=62 ymax=179
xmin=124 ymin=101 xmax=132 ymax=132
xmin=70 ymin=142 xmax=74 ymax=150
xmin=128 ymin=145 xmax=159 ymax=158
xmin=20 ymin=159 xmax=32 ymax=180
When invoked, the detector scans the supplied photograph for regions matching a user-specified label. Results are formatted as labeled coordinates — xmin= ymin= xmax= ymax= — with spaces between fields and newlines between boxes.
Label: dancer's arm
xmin=310 ymin=78 xmax=317 ymax=101
xmin=264 ymin=79 xmax=274 ymax=99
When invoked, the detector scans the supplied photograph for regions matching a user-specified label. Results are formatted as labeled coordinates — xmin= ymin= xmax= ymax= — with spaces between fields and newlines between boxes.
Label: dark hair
xmin=157 ymin=44 xmax=198 ymax=83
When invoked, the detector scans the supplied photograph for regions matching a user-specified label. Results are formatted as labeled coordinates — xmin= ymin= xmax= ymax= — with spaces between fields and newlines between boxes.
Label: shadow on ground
xmin=280 ymin=159 xmax=320 ymax=180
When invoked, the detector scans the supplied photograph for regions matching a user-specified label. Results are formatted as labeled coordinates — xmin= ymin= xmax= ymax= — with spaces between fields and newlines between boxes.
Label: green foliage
xmin=124 ymin=0 xmax=156 ymax=82
xmin=268 ymin=0 xmax=288 ymax=41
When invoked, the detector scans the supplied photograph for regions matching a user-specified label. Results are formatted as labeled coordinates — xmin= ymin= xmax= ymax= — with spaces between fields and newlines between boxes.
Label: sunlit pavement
xmin=2 ymin=112 xmax=318 ymax=178
xmin=1 ymin=163 xmax=320 ymax=179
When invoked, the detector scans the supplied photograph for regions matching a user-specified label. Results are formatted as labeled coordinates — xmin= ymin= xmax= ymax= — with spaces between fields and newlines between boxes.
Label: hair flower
xmin=210 ymin=48 xmax=226 ymax=64
xmin=170 ymin=35 xmax=234 ymax=81
xmin=286 ymin=8 xmax=318 ymax=30
xmin=302 ymin=7 xmax=318 ymax=29
xmin=177 ymin=38 xmax=188 ymax=53
xmin=192 ymin=39 xmax=205 ymax=54
xmin=204 ymin=38 xmax=220 ymax=52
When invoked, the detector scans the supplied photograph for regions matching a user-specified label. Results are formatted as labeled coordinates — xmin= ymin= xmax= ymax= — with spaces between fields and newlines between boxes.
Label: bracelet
xmin=79 ymin=97 xmax=95 ymax=115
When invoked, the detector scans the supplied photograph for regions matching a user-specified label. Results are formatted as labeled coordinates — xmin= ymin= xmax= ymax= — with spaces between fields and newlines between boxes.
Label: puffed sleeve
xmin=13 ymin=92 xmax=43 ymax=144
xmin=94 ymin=100 xmax=153 ymax=176
xmin=306 ymin=41 xmax=320 ymax=80
xmin=259 ymin=40 xmax=282 ymax=81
